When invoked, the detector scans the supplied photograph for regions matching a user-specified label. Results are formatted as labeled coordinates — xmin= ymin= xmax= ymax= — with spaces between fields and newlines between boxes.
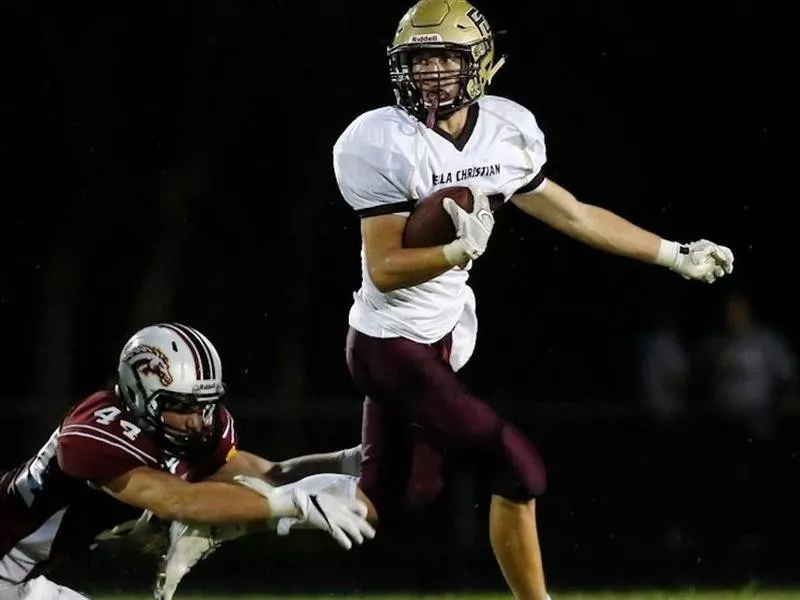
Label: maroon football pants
xmin=345 ymin=327 xmax=547 ymax=526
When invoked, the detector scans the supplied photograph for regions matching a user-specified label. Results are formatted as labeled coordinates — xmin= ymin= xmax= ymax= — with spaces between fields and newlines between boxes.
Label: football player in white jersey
xmin=331 ymin=1 xmax=734 ymax=600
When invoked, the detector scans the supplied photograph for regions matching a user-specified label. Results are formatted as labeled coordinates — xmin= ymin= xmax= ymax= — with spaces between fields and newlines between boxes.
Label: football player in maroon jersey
xmin=0 ymin=323 xmax=374 ymax=599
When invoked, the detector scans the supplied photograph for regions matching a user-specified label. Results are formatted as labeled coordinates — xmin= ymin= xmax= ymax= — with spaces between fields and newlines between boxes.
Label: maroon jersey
xmin=0 ymin=389 xmax=237 ymax=584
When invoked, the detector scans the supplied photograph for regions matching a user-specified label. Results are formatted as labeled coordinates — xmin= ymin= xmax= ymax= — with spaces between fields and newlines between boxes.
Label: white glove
xmin=442 ymin=187 xmax=495 ymax=265
xmin=655 ymin=238 xmax=734 ymax=283
xmin=272 ymin=473 xmax=361 ymax=537
xmin=233 ymin=475 xmax=375 ymax=550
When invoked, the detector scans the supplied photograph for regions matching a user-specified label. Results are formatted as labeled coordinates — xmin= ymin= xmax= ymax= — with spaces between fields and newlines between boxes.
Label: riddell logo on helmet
xmin=192 ymin=381 xmax=219 ymax=393
xmin=125 ymin=345 xmax=174 ymax=387
xmin=410 ymin=33 xmax=443 ymax=43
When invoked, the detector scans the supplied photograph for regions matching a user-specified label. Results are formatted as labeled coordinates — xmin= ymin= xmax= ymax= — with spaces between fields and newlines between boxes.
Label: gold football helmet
xmin=388 ymin=0 xmax=505 ymax=123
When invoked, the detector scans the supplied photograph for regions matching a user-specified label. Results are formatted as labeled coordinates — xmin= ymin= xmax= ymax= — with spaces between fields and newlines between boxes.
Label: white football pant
xmin=0 ymin=575 xmax=90 ymax=600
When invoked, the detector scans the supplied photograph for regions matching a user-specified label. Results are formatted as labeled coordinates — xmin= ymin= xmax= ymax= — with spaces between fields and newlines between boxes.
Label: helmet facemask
xmin=389 ymin=45 xmax=480 ymax=127
xmin=146 ymin=387 xmax=226 ymax=458
xmin=120 ymin=366 xmax=227 ymax=459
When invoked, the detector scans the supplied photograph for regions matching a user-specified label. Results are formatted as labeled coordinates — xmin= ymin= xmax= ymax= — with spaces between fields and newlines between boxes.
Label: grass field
xmin=94 ymin=593 xmax=800 ymax=600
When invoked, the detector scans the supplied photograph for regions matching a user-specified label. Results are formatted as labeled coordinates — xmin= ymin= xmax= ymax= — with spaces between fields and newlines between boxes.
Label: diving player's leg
xmin=8 ymin=576 xmax=91 ymax=600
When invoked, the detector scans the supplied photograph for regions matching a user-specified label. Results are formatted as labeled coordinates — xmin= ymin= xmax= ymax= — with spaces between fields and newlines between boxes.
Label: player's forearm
xmin=268 ymin=446 xmax=361 ymax=485
xmin=161 ymin=481 xmax=285 ymax=524
xmin=368 ymin=246 xmax=459 ymax=292
xmin=513 ymin=183 xmax=661 ymax=263
xmin=206 ymin=450 xmax=274 ymax=484
xmin=105 ymin=469 xmax=297 ymax=524
xmin=566 ymin=203 xmax=662 ymax=262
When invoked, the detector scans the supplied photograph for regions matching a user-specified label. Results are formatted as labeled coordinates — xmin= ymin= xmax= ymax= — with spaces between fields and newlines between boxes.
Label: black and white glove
xmin=233 ymin=475 xmax=375 ymax=550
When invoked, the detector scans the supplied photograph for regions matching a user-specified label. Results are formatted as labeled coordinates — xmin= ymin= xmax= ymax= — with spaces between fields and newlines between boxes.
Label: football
xmin=403 ymin=186 xmax=474 ymax=248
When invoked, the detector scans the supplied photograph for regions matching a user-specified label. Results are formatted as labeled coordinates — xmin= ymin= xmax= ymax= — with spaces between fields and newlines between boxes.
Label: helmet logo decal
xmin=466 ymin=7 xmax=491 ymax=37
xmin=124 ymin=345 xmax=174 ymax=387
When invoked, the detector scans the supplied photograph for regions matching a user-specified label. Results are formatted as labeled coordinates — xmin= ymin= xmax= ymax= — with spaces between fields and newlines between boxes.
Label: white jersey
xmin=333 ymin=95 xmax=547 ymax=343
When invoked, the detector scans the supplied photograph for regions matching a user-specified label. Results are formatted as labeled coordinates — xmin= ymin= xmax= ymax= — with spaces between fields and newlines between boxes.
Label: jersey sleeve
xmin=57 ymin=399 xmax=160 ymax=482
xmin=333 ymin=115 xmax=415 ymax=218
xmin=508 ymin=103 xmax=548 ymax=195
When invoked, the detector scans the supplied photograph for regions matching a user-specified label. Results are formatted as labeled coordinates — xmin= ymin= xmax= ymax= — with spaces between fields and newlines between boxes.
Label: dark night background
xmin=1 ymin=0 xmax=796 ymax=595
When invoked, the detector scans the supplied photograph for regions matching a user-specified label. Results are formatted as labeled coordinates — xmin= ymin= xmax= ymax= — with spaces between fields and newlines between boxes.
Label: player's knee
xmin=364 ymin=477 xmax=442 ymax=522
xmin=490 ymin=422 xmax=547 ymax=501
xmin=359 ymin=475 xmax=442 ymax=532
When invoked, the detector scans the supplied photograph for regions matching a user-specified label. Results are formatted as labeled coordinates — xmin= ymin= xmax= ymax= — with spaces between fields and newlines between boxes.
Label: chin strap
xmin=486 ymin=55 xmax=506 ymax=84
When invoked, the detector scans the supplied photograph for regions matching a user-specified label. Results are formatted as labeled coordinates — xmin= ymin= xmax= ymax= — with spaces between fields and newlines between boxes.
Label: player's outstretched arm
xmin=101 ymin=466 xmax=374 ymax=550
xmin=99 ymin=466 xmax=302 ymax=524
xmin=206 ymin=446 xmax=362 ymax=486
xmin=511 ymin=179 xmax=734 ymax=283
xmin=266 ymin=445 xmax=362 ymax=484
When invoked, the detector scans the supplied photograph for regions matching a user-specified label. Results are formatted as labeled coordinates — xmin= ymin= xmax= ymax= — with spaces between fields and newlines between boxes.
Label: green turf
xmin=94 ymin=593 xmax=800 ymax=600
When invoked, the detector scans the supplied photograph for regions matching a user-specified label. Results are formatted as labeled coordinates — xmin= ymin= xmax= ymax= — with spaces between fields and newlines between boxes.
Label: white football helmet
xmin=116 ymin=323 xmax=226 ymax=456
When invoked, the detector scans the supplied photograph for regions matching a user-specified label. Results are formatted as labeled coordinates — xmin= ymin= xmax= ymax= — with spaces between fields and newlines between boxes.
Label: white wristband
xmin=655 ymin=239 xmax=680 ymax=268
xmin=338 ymin=446 xmax=362 ymax=476
xmin=442 ymin=239 xmax=470 ymax=266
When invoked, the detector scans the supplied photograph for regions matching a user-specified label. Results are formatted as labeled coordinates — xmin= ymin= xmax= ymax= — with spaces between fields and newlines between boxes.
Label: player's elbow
xmin=367 ymin=261 xmax=399 ymax=293
xmin=372 ymin=278 xmax=397 ymax=294
xmin=372 ymin=278 xmax=404 ymax=294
